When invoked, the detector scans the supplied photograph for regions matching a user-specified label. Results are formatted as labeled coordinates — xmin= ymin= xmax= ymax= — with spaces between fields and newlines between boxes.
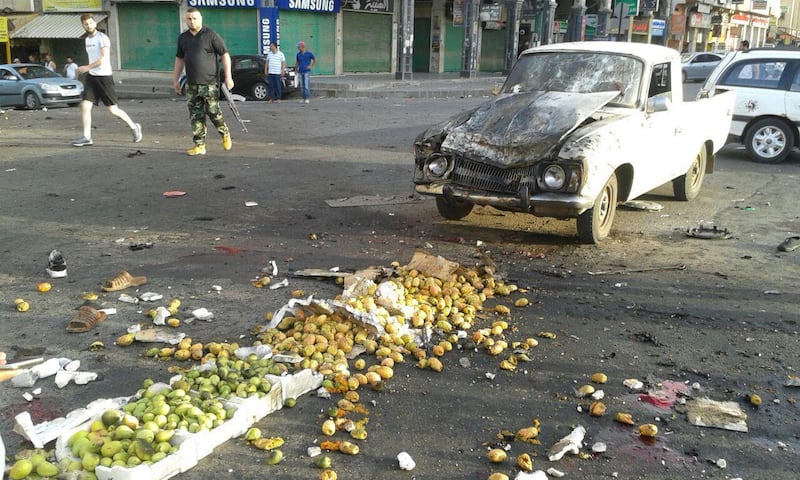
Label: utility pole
xmin=396 ymin=0 xmax=414 ymax=80
xmin=461 ymin=0 xmax=480 ymax=78
xmin=540 ymin=0 xmax=557 ymax=44
xmin=596 ymin=0 xmax=612 ymax=39
xmin=504 ymin=0 xmax=523 ymax=73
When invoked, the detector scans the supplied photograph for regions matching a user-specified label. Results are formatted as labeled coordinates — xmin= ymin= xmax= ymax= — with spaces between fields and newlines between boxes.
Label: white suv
xmin=699 ymin=48 xmax=800 ymax=163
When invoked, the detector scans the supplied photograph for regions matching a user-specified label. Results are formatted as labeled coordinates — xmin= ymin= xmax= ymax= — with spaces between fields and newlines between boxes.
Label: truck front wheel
xmin=577 ymin=174 xmax=617 ymax=244
xmin=745 ymin=118 xmax=795 ymax=163
xmin=435 ymin=196 xmax=474 ymax=220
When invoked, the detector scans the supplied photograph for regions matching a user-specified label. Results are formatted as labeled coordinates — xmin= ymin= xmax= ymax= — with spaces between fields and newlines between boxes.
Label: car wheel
xmin=435 ymin=196 xmax=474 ymax=220
xmin=24 ymin=92 xmax=41 ymax=110
xmin=251 ymin=82 xmax=268 ymax=101
xmin=673 ymin=144 xmax=707 ymax=201
xmin=577 ymin=173 xmax=617 ymax=244
xmin=745 ymin=118 xmax=795 ymax=163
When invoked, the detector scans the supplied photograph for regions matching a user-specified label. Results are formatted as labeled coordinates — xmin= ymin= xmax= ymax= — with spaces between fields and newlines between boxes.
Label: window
xmin=721 ymin=60 xmax=787 ymax=89
xmin=648 ymin=62 xmax=671 ymax=101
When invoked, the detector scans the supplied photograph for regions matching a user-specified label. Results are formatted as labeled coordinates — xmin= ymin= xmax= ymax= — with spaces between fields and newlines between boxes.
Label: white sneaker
xmin=304 ymin=99 xmax=310 ymax=104
xmin=132 ymin=123 xmax=143 ymax=143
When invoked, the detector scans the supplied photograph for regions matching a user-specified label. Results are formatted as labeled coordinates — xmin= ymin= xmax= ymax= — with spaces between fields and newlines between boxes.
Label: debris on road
xmin=686 ymin=224 xmax=733 ymax=240
xmin=397 ymin=451 xmax=416 ymax=470
xmin=685 ymin=398 xmax=748 ymax=432
xmin=547 ymin=425 xmax=585 ymax=461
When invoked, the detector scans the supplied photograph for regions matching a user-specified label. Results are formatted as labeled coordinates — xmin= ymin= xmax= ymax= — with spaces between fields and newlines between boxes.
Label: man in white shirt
xmin=73 ymin=13 xmax=142 ymax=147
xmin=265 ymin=41 xmax=286 ymax=102
xmin=64 ymin=56 xmax=78 ymax=80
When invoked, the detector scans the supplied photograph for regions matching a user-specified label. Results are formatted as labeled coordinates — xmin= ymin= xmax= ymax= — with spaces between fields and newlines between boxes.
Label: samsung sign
xmin=277 ymin=0 xmax=341 ymax=12
xmin=188 ymin=0 xmax=340 ymax=12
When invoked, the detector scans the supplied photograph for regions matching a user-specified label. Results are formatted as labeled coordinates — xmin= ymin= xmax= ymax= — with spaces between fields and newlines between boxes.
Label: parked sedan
xmin=0 ymin=64 xmax=83 ymax=109
xmin=680 ymin=52 xmax=724 ymax=82
xmin=229 ymin=55 xmax=297 ymax=100
xmin=178 ymin=55 xmax=298 ymax=100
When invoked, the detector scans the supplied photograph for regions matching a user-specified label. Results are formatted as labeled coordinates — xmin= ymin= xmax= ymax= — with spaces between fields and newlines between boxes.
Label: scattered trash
xmin=623 ymin=378 xmax=644 ymax=390
xmin=591 ymin=442 xmax=607 ymax=453
xmin=620 ymin=200 xmax=664 ymax=211
xmin=118 ymin=293 xmax=139 ymax=304
xmin=191 ymin=307 xmax=214 ymax=321
xmin=716 ymin=458 xmax=728 ymax=469
xmin=546 ymin=467 xmax=566 ymax=477
xmin=128 ymin=242 xmax=154 ymax=251
xmin=515 ymin=472 xmax=548 ymax=480
xmin=163 ymin=190 xmax=187 ymax=197
xmin=687 ymin=224 xmax=733 ymax=240
xmin=54 ymin=370 xmax=98 ymax=388
xmin=763 ymin=290 xmax=781 ymax=295
xmin=244 ymin=201 xmax=258 ymax=207
xmin=270 ymin=260 xmax=278 ymax=276
xmin=777 ymin=235 xmax=800 ymax=252
xmin=211 ymin=285 xmax=223 ymax=292
xmin=269 ymin=278 xmax=289 ymax=290
xmin=325 ymin=194 xmax=422 ymax=207
xmin=307 ymin=446 xmax=322 ymax=457
xmin=152 ymin=306 xmax=170 ymax=325
xmin=784 ymin=376 xmax=800 ymax=387
xmin=588 ymin=264 xmax=685 ymax=275
xmin=397 ymin=451 xmax=416 ymax=471
xmin=134 ymin=329 xmax=185 ymax=345
xmin=139 ymin=292 xmax=164 ymax=302
xmin=293 ymin=268 xmax=349 ymax=278
xmin=547 ymin=425 xmax=585 ymax=461
xmin=685 ymin=398 xmax=748 ymax=432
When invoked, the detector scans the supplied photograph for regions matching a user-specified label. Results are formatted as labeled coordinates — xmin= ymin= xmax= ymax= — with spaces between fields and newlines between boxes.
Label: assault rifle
xmin=221 ymin=84 xmax=248 ymax=133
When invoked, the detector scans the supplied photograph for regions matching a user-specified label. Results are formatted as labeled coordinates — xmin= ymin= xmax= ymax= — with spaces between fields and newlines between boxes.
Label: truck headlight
xmin=425 ymin=154 xmax=450 ymax=177
xmin=540 ymin=165 xmax=566 ymax=190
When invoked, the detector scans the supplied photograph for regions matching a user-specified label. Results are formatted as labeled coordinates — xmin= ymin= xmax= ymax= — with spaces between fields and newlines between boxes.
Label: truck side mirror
xmin=646 ymin=96 xmax=670 ymax=113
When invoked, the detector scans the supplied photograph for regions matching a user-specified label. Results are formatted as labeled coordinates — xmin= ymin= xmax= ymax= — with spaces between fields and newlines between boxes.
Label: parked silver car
xmin=680 ymin=52 xmax=724 ymax=82
xmin=0 ymin=63 xmax=83 ymax=109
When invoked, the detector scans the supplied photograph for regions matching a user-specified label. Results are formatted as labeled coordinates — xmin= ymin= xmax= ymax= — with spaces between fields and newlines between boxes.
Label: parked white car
xmin=414 ymin=42 xmax=735 ymax=243
xmin=699 ymin=48 xmax=800 ymax=163
xmin=681 ymin=52 xmax=724 ymax=82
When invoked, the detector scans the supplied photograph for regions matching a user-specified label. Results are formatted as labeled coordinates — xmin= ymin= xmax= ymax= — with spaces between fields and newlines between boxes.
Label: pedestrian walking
xmin=64 ymin=56 xmax=78 ymax=80
xmin=173 ymin=7 xmax=233 ymax=156
xmin=265 ymin=41 xmax=286 ymax=102
xmin=295 ymin=41 xmax=316 ymax=104
xmin=73 ymin=13 xmax=142 ymax=147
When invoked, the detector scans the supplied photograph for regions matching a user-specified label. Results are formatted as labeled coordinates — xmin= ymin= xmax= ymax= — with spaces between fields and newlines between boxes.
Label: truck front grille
xmin=451 ymin=155 xmax=537 ymax=195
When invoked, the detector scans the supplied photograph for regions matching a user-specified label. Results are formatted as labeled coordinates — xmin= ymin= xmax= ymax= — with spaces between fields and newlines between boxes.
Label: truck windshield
xmin=502 ymin=52 xmax=644 ymax=107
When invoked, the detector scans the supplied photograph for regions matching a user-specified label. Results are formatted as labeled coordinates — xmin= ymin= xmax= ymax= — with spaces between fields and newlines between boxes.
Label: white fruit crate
xmin=50 ymin=369 xmax=321 ymax=480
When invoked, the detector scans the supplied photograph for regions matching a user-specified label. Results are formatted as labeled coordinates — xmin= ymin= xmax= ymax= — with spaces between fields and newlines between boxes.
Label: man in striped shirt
xmin=265 ymin=42 xmax=286 ymax=102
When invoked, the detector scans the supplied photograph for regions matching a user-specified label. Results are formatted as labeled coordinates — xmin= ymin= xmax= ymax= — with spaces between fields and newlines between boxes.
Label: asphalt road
xmin=1 ymin=94 xmax=798 ymax=480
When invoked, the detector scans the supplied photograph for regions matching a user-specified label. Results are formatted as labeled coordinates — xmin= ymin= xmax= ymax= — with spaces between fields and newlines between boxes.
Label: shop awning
xmin=11 ymin=14 xmax=107 ymax=39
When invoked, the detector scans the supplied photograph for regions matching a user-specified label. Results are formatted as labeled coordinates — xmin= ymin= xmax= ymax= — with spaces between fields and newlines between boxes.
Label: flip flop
xmin=102 ymin=271 xmax=148 ymax=292
xmin=66 ymin=306 xmax=107 ymax=333
xmin=777 ymin=236 xmax=800 ymax=252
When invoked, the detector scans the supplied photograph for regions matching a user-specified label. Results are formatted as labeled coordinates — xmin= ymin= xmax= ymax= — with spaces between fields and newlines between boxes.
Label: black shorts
xmin=83 ymin=74 xmax=118 ymax=106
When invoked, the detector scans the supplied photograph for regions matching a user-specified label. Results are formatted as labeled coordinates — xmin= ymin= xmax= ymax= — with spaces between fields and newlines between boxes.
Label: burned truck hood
xmin=440 ymin=90 xmax=620 ymax=168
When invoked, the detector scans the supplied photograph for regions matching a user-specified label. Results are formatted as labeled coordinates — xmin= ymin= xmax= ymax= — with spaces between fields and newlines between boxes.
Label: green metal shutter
xmin=278 ymin=10 xmax=336 ymax=76
xmin=444 ymin=23 xmax=463 ymax=72
xmin=479 ymin=29 xmax=504 ymax=72
xmin=199 ymin=9 xmax=259 ymax=55
xmin=412 ymin=17 xmax=431 ymax=72
xmin=343 ymin=11 xmax=392 ymax=72
xmin=117 ymin=3 xmax=180 ymax=71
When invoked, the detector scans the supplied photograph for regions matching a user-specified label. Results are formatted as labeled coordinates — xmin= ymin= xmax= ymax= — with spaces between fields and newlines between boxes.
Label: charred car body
xmin=413 ymin=42 xmax=734 ymax=243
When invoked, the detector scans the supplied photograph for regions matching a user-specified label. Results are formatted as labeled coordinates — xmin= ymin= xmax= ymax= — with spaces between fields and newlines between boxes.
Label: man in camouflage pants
xmin=173 ymin=7 xmax=233 ymax=156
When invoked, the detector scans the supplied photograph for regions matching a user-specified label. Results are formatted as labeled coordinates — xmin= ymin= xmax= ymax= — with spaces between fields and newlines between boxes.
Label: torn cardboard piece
xmin=686 ymin=398 xmax=748 ymax=432
xmin=406 ymin=250 xmax=460 ymax=281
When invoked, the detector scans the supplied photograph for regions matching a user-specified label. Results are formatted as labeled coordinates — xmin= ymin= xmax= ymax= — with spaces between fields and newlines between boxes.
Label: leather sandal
xmin=66 ymin=306 xmax=107 ymax=333
xmin=102 ymin=271 xmax=148 ymax=292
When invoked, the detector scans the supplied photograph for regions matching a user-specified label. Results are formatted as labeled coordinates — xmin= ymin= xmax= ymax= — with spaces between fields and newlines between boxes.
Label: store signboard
xmin=43 ymin=0 xmax=102 ymax=12
xmin=0 ymin=17 xmax=8 ymax=43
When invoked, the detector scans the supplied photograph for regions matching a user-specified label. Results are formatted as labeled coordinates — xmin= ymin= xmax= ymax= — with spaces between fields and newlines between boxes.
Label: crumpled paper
xmin=686 ymin=398 xmax=748 ymax=432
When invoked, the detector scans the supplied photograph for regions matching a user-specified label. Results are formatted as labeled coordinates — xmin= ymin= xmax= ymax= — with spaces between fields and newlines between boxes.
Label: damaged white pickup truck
xmin=413 ymin=42 xmax=734 ymax=243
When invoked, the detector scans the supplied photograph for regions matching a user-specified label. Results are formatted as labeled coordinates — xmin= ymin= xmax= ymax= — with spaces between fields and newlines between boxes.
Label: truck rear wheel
xmin=673 ymin=145 xmax=706 ymax=201
xmin=435 ymin=196 xmax=474 ymax=220
xmin=745 ymin=118 xmax=795 ymax=163
xmin=577 ymin=173 xmax=617 ymax=244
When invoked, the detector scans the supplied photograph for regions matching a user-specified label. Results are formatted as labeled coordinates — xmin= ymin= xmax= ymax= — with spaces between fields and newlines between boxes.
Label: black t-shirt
xmin=176 ymin=26 xmax=228 ymax=85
